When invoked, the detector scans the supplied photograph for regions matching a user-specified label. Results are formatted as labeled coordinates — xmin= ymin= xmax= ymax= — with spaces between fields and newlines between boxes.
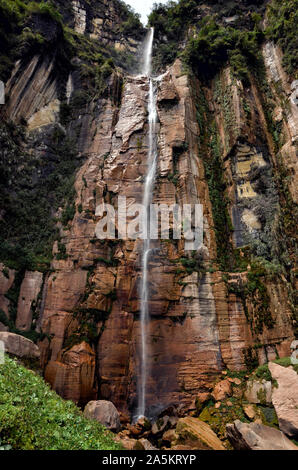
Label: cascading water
xmin=137 ymin=27 xmax=158 ymax=419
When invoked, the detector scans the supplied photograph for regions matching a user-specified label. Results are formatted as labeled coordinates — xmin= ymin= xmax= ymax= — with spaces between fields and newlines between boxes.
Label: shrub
xmin=266 ymin=0 xmax=298 ymax=77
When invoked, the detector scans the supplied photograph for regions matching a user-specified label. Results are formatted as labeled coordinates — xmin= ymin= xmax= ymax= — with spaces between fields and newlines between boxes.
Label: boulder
xmin=211 ymin=379 xmax=232 ymax=401
xmin=115 ymin=436 xmax=137 ymax=450
xmin=243 ymin=404 xmax=258 ymax=421
xmin=226 ymin=420 xmax=298 ymax=450
xmin=84 ymin=400 xmax=120 ymax=431
xmin=245 ymin=378 xmax=272 ymax=404
xmin=127 ymin=416 xmax=151 ymax=437
xmin=0 ymin=332 xmax=40 ymax=359
xmin=152 ymin=415 xmax=171 ymax=435
xmin=162 ymin=429 xmax=178 ymax=445
xmin=134 ymin=439 xmax=157 ymax=450
xmin=269 ymin=362 xmax=298 ymax=438
xmin=195 ymin=392 xmax=211 ymax=413
xmin=175 ymin=417 xmax=225 ymax=450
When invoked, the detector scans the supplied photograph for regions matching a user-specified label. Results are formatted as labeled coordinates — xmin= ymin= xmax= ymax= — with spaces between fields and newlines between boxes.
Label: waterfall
xmin=66 ymin=74 xmax=74 ymax=105
xmin=137 ymin=27 xmax=158 ymax=419
xmin=142 ymin=27 xmax=154 ymax=77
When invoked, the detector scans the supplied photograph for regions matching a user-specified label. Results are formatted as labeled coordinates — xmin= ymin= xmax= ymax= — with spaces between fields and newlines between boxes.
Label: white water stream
xmin=137 ymin=27 xmax=158 ymax=419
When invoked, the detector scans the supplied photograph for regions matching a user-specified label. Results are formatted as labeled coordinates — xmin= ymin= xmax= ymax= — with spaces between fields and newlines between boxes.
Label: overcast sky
xmin=124 ymin=0 xmax=175 ymax=25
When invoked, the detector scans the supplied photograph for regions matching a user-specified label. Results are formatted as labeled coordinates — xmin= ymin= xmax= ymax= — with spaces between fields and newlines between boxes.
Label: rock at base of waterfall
xmin=175 ymin=417 xmax=226 ymax=450
xmin=126 ymin=416 xmax=152 ymax=437
xmin=162 ymin=429 xmax=178 ymax=446
xmin=245 ymin=378 xmax=272 ymax=404
xmin=226 ymin=420 xmax=298 ymax=450
xmin=84 ymin=400 xmax=120 ymax=431
xmin=152 ymin=415 xmax=177 ymax=435
xmin=269 ymin=362 xmax=298 ymax=438
xmin=211 ymin=379 xmax=233 ymax=401
xmin=134 ymin=438 xmax=157 ymax=450
xmin=0 ymin=332 xmax=40 ymax=359
xmin=115 ymin=435 xmax=138 ymax=450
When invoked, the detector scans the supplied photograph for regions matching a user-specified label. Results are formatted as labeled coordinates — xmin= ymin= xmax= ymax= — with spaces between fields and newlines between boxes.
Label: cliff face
xmin=0 ymin=0 xmax=297 ymax=419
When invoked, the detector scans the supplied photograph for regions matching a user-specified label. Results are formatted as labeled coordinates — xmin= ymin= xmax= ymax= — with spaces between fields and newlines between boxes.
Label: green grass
xmin=0 ymin=356 xmax=123 ymax=450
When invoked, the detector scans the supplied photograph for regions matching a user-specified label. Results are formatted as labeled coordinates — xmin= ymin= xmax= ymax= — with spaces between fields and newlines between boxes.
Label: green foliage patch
xmin=266 ymin=0 xmax=298 ymax=77
xmin=0 ymin=356 xmax=122 ymax=450
xmin=0 ymin=121 xmax=80 ymax=271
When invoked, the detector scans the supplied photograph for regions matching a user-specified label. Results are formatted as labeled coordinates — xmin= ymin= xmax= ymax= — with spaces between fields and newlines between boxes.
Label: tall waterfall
xmin=137 ymin=27 xmax=158 ymax=419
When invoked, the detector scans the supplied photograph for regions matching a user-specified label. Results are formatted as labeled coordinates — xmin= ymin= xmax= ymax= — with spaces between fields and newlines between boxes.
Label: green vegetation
xmin=266 ymin=0 xmax=298 ymax=77
xmin=184 ymin=17 xmax=263 ymax=85
xmin=0 ymin=122 xmax=80 ymax=271
xmin=195 ymin=88 xmax=234 ymax=271
xmin=0 ymin=0 xmax=66 ymax=82
xmin=0 ymin=355 xmax=122 ymax=450
xmin=149 ymin=0 xmax=266 ymax=79
xmin=227 ymin=259 xmax=275 ymax=335
xmin=199 ymin=398 xmax=249 ymax=441
xmin=255 ymin=357 xmax=298 ymax=379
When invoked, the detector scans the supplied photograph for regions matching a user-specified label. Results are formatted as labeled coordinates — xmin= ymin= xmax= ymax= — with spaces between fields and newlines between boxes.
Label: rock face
xmin=9 ymin=54 xmax=292 ymax=416
xmin=226 ymin=420 xmax=298 ymax=451
xmin=84 ymin=400 xmax=120 ymax=431
xmin=44 ymin=342 xmax=97 ymax=405
xmin=175 ymin=417 xmax=226 ymax=450
xmin=16 ymin=271 xmax=43 ymax=331
xmin=0 ymin=0 xmax=296 ymax=421
xmin=0 ymin=332 xmax=40 ymax=359
xmin=0 ymin=264 xmax=15 ymax=318
xmin=269 ymin=362 xmax=298 ymax=438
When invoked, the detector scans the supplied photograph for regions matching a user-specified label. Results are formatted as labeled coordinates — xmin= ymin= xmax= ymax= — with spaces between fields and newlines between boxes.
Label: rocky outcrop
xmin=70 ymin=0 xmax=144 ymax=56
xmin=16 ymin=271 xmax=43 ymax=331
xmin=0 ymin=332 xmax=40 ymax=359
xmin=269 ymin=362 xmax=298 ymax=438
xmin=0 ymin=264 xmax=15 ymax=318
xmin=45 ymin=342 xmax=96 ymax=405
xmin=0 ymin=1 xmax=296 ymax=423
xmin=175 ymin=417 xmax=226 ymax=450
xmin=263 ymin=42 xmax=298 ymax=203
xmin=28 ymin=57 xmax=294 ymax=416
xmin=6 ymin=55 xmax=60 ymax=124
xmin=226 ymin=420 xmax=298 ymax=450
xmin=84 ymin=400 xmax=120 ymax=431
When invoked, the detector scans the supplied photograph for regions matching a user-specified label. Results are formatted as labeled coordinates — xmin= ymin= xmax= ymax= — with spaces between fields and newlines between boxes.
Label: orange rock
xmin=45 ymin=341 xmax=97 ymax=405
xmin=212 ymin=379 xmax=233 ymax=401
